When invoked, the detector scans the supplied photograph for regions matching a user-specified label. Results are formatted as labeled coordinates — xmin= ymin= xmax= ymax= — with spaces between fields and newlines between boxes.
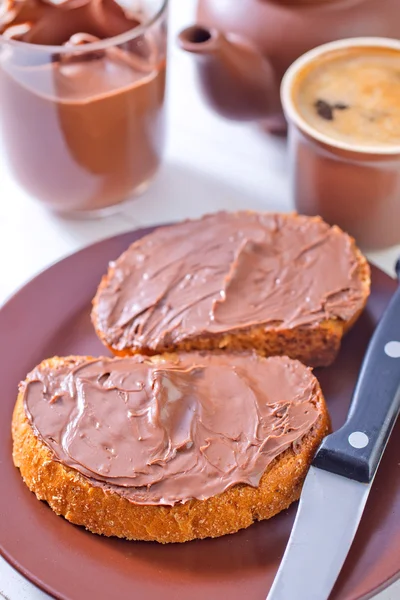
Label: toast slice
xmin=13 ymin=352 xmax=330 ymax=543
xmin=92 ymin=212 xmax=370 ymax=367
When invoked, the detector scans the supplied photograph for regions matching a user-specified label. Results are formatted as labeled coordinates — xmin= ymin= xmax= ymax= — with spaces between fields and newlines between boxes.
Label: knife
xmin=267 ymin=260 xmax=400 ymax=600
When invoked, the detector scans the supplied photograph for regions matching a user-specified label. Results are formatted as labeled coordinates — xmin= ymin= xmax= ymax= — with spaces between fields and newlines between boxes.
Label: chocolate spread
xmin=94 ymin=212 xmax=366 ymax=352
xmin=0 ymin=0 xmax=141 ymax=44
xmin=22 ymin=353 xmax=320 ymax=506
xmin=0 ymin=0 xmax=166 ymax=213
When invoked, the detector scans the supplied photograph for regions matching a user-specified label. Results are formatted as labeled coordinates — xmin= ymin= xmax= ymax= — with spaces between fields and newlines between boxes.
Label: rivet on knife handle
xmin=313 ymin=283 xmax=400 ymax=483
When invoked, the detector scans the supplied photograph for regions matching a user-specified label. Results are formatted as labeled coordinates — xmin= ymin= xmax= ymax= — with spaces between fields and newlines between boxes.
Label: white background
xmin=0 ymin=1 xmax=399 ymax=598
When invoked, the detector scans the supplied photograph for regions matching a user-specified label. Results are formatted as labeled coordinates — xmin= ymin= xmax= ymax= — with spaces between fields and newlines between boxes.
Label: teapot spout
xmin=178 ymin=25 xmax=279 ymax=121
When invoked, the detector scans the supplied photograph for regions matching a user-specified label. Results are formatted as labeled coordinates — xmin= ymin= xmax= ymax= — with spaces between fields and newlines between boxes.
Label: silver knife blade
xmin=267 ymin=466 xmax=370 ymax=600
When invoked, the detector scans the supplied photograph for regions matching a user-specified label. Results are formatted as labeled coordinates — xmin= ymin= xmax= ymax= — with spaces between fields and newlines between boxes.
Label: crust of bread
xmin=12 ymin=355 xmax=331 ymax=544
xmin=91 ymin=216 xmax=371 ymax=368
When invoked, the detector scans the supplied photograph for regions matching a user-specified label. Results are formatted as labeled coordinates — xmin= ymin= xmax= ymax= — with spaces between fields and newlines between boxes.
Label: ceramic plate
xmin=0 ymin=227 xmax=399 ymax=600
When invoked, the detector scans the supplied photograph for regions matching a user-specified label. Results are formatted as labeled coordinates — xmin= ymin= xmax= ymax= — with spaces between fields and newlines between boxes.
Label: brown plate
xmin=0 ymin=226 xmax=399 ymax=600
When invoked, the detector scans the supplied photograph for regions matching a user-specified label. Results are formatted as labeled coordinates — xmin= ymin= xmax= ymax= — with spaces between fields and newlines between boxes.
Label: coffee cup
xmin=281 ymin=37 xmax=400 ymax=250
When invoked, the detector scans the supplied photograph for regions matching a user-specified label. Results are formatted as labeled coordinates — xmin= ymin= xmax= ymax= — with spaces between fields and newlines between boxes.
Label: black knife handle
xmin=313 ymin=283 xmax=400 ymax=483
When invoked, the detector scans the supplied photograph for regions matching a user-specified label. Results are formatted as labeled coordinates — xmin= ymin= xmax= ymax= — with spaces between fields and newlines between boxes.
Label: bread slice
xmin=12 ymin=354 xmax=330 ymax=543
xmin=91 ymin=212 xmax=370 ymax=367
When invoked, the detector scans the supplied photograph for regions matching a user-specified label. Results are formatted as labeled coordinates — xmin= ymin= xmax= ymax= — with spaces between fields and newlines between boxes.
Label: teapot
xmin=178 ymin=0 xmax=400 ymax=132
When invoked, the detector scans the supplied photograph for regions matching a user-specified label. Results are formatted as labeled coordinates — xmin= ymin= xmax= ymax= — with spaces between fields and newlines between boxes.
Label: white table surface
xmin=0 ymin=1 xmax=399 ymax=598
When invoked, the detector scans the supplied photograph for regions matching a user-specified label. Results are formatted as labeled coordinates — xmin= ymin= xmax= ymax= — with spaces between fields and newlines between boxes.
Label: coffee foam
xmin=281 ymin=37 xmax=400 ymax=155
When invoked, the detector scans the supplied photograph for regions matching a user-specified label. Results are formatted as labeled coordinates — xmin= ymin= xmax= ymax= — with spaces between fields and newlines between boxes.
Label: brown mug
xmin=178 ymin=0 xmax=400 ymax=133
xmin=281 ymin=37 xmax=400 ymax=251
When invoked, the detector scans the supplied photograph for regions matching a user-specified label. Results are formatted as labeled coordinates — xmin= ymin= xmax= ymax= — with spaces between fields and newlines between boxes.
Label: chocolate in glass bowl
xmin=0 ymin=0 xmax=167 ymax=215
